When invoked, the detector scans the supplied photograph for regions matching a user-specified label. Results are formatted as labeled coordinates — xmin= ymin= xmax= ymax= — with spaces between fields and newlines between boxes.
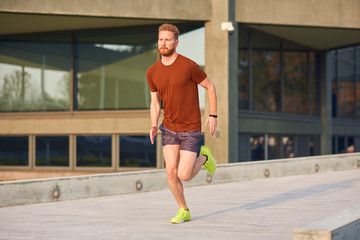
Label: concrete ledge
xmin=293 ymin=205 xmax=360 ymax=240
xmin=1 ymin=153 xmax=359 ymax=207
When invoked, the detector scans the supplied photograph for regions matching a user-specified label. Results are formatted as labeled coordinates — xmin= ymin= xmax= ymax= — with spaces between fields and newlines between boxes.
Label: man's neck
xmin=161 ymin=52 xmax=178 ymax=66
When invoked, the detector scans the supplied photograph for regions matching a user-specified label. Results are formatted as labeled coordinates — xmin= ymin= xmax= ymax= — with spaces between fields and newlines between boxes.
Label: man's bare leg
xmin=163 ymin=144 xmax=187 ymax=209
xmin=163 ymin=145 xmax=207 ymax=208
xmin=178 ymin=150 xmax=207 ymax=181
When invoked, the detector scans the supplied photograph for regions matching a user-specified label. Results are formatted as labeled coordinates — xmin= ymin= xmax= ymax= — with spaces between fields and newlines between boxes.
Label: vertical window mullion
xmin=354 ymin=46 xmax=357 ymax=119
xmin=307 ymin=52 xmax=311 ymax=115
xmin=248 ymin=31 xmax=253 ymax=111
xmin=71 ymin=32 xmax=77 ymax=111
xmin=334 ymin=50 xmax=338 ymax=118
xmin=280 ymin=41 xmax=284 ymax=113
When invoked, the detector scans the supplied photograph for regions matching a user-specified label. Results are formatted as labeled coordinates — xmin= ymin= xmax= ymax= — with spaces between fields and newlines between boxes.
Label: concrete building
xmin=0 ymin=0 xmax=360 ymax=179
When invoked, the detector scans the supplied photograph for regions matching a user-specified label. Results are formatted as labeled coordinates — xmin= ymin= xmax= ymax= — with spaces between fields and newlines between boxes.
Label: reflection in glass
xmin=268 ymin=135 xmax=280 ymax=159
xmin=252 ymin=50 xmax=281 ymax=112
xmin=0 ymin=41 xmax=71 ymax=112
xmin=309 ymin=53 xmax=318 ymax=116
xmin=337 ymin=136 xmax=346 ymax=153
xmin=238 ymin=28 xmax=250 ymax=110
xmin=75 ymin=42 xmax=157 ymax=110
xmin=356 ymin=47 xmax=360 ymax=119
xmin=347 ymin=137 xmax=355 ymax=153
xmin=237 ymin=27 xmax=319 ymax=116
xmin=177 ymin=27 xmax=206 ymax=109
xmin=76 ymin=136 xmax=111 ymax=167
xmin=337 ymin=47 xmax=355 ymax=119
xmin=120 ymin=136 xmax=156 ymax=167
xmin=36 ymin=136 xmax=69 ymax=166
xmin=0 ymin=137 xmax=28 ymax=166
xmin=283 ymin=51 xmax=308 ymax=114
xmin=282 ymin=136 xmax=295 ymax=158
xmin=239 ymin=50 xmax=249 ymax=109
xmin=250 ymin=135 xmax=264 ymax=161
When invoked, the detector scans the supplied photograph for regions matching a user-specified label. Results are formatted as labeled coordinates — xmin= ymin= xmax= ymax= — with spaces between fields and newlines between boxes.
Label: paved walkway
xmin=0 ymin=169 xmax=359 ymax=240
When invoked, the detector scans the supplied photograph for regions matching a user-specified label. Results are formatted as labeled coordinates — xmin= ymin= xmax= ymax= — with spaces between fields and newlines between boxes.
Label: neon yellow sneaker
xmin=171 ymin=208 xmax=191 ymax=224
xmin=200 ymin=145 xmax=216 ymax=174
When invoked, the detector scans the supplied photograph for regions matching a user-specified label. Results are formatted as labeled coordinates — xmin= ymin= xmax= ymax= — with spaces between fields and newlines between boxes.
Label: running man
xmin=147 ymin=24 xmax=217 ymax=224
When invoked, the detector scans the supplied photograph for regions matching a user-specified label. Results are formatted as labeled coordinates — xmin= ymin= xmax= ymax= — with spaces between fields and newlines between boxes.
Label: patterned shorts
xmin=159 ymin=124 xmax=201 ymax=153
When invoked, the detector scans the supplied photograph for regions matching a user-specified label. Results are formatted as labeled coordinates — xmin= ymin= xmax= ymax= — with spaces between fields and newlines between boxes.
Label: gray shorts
xmin=159 ymin=124 xmax=201 ymax=153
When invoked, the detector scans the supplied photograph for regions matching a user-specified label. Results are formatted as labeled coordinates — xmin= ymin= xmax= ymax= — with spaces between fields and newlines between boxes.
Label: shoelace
xmin=176 ymin=209 xmax=187 ymax=217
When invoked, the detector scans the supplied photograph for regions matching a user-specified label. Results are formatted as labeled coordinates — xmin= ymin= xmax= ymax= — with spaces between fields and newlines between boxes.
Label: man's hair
xmin=158 ymin=24 xmax=180 ymax=40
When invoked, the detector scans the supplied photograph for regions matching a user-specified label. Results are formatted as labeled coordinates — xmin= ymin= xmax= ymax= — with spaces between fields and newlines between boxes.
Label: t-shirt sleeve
xmin=146 ymin=68 xmax=158 ymax=92
xmin=189 ymin=61 xmax=207 ymax=84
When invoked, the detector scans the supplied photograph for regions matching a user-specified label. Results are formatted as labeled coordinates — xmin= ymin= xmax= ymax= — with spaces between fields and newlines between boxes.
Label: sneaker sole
xmin=171 ymin=219 xmax=190 ymax=224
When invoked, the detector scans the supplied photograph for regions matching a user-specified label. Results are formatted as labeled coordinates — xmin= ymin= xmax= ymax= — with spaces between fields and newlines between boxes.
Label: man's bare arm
xmin=150 ymin=91 xmax=161 ymax=144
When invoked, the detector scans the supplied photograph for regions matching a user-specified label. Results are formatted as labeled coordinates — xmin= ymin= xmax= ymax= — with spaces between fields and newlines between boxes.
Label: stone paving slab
xmin=0 ymin=169 xmax=359 ymax=240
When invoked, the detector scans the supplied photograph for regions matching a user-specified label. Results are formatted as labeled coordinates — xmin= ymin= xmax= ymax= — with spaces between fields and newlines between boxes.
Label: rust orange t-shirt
xmin=146 ymin=54 xmax=207 ymax=132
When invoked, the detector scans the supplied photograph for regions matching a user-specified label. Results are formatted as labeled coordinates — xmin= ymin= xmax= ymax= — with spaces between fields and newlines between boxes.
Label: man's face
xmin=158 ymin=31 xmax=178 ymax=57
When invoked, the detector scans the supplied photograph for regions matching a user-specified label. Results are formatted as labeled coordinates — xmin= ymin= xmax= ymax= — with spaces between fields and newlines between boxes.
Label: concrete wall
xmin=236 ymin=0 xmax=360 ymax=29
xmin=1 ymin=153 xmax=359 ymax=207
xmin=0 ymin=0 xmax=212 ymax=21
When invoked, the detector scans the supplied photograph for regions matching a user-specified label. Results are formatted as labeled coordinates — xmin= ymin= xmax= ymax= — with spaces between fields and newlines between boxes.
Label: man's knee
xmin=177 ymin=171 xmax=192 ymax=182
xmin=166 ymin=167 xmax=178 ymax=179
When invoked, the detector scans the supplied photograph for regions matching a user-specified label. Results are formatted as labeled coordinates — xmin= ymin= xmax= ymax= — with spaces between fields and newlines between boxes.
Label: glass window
xmin=337 ymin=47 xmax=355 ymax=119
xmin=268 ymin=135 xmax=280 ymax=159
xmin=177 ymin=27 xmax=206 ymax=109
xmin=0 ymin=136 xmax=28 ymax=166
xmin=309 ymin=53 xmax=318 ymax=116
xmin=74 ymin=26 xmax=159 ymax=110
xmin=252 ymin=32 xmax=281 ymax=112
xmin=250 ymin=135 xmax=265 ymax=161
xmin=282 ymin=136 xmax=295 ymax=158
xmin=239 ymin=49 xmax=250 ymax=109
xmin=347 ymin=137 xmax=354 ymax=153
xmin=238 ymin=28 xmax=250 ymax=110
xmin=120 ymin=136 xmax=156 ymax=167
xmin=238 ymin=134 xmax=250 ymax=162
xmin=238 ymin=26 xmax=320 ymax=116
xmin=356 ymin=46 xmax=360 ymax=119
xmin=333 ymin=136 xmax=355 ymax=154
xmin=75 ymin=43 xmax=157 ymax=110
xmin=283 ymin=50 xmax=308 ymax=115
xmin=330 ymin=50 xmax=338 ymax=117
xmin=0 ymin=41 xmax=71 ymax=112
xmin=338 ymin=136 xmax=346 ymax=153
xmin=76 ymin=136 xmax=111 ymax=167
xmin=36 ymin=136 xmax=69 ymax=166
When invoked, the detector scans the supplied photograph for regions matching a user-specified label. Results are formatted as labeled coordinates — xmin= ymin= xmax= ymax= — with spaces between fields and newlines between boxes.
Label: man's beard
xmin=158 ymin=46 xmax=176 ymax=57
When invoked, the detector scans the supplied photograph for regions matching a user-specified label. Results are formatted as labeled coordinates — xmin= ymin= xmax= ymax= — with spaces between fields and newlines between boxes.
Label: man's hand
xmin=205 ymin=117 xmax=217 ymax=136
xmin=150 ymin=126 xmax=158 ymax=144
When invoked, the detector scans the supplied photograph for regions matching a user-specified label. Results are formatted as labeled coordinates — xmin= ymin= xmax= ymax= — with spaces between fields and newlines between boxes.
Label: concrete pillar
xmin=205 ymin=0 xmax=238 ymax=164
xmin=321 ymin=51 xmax=332 ymax=154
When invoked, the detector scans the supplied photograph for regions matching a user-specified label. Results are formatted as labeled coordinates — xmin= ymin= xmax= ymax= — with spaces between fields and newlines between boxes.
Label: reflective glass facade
xmin=242 ymin=134 xmax=320 ymax=162
xmin=120 ymin=136 xmax=156 ymax=167
xmin=0 ymin=13 xmax=359 ymax=176
xmin=0 ymin=23 xmax=205 ymax=171
xmin=330 ymin=46 xmax=360 ymax=119
xmin=0 ymin=41 xmax=71 ymax=111
xmin=237 ymin=26 xmax=323 ymax=162
xmin=0 ymin=137 xmax=28 ymax=166
xmin=0 ymin=24 xmax=203 ymax=113
xmin=76 ymin=136 xmax=112 ymax=167
xmin=36 ymin=136 xmax=69 ymax=166
xmin=75 ymin=30 xmax=157 ymax=110
xmin=238 ymin=27 xmax=318 ymax=115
